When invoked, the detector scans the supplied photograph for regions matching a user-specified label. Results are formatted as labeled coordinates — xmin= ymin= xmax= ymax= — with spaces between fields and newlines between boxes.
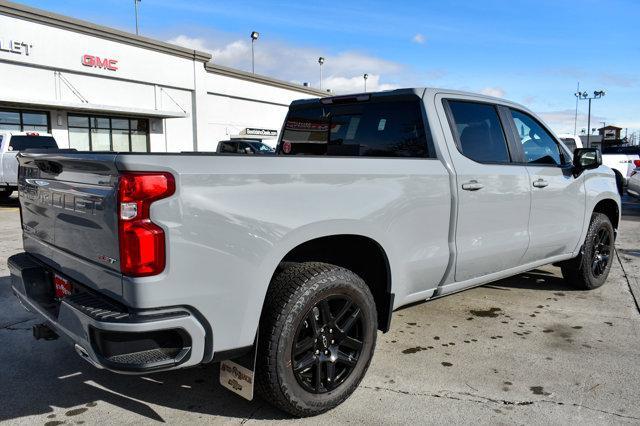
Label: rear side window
xmin=8 ymin=136 xmax=58 ymax=151
xmin=446 ymin=101 xmax=510 ymax=163
xmin=279 ymin=98 xmax=431 ymax=158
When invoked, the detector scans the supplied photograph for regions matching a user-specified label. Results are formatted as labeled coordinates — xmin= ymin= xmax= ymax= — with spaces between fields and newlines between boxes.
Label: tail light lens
xmin=633 ymin=159 xmax=640 ymax=168
xmin=118 ymin=172 xmax=175 ymax=277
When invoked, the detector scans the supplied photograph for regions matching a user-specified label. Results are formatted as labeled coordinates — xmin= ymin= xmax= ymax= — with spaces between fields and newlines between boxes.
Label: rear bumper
xmin=8 ymin=252 xmax=206 ymax=374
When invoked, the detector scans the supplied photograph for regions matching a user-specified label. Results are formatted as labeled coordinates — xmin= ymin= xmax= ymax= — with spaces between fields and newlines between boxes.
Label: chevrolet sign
xmin=0 ymin=38 xmax=32 ymax=56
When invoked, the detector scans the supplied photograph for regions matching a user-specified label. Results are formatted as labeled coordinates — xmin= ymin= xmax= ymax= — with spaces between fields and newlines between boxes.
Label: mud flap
xmin=219 ymin=336 xmax=258 ymax=401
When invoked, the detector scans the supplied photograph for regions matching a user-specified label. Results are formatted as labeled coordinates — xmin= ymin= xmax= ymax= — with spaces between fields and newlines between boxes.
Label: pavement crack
xmin=615 ymin=248 xmax=640 ymax=314
xmin=240 ymin=401 xmax=265 ymax=424
xmin=0 ymin=318 xmax=32 ymax=330
xmin=361 ymin=386 xmax=640 ymax=420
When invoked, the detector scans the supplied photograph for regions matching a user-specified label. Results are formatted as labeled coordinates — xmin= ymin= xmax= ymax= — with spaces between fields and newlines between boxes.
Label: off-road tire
xmin=560 ymin=213 xmax=614 ymax=290
xmin=256 ymin=262 xmax=377 ymax=417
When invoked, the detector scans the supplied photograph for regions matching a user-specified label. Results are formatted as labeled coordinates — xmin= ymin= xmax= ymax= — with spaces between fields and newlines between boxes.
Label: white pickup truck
xmin=0 ymin=131 xmax=58 ymax=199
xmin=9 ymin=88 xmax=620 ymax=416
xmin=558 ymin=133 xmax=640 ymax=189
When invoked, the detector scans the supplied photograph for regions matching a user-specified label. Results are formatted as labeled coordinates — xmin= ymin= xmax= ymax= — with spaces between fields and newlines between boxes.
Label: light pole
xmin=134 ymin=0 xmax=141 ymax=35
xmin=573 ymin=82 xmax=580 ymax=136
xmin=250 ymin=31 xmax=259 ymax=74
xmin=363 ymin=73 xmax=368 ymax=92
xmin=318 ymin=57 xmax=325 ymax=90
xmin=575 ymin=90 xmax=605 ymax=148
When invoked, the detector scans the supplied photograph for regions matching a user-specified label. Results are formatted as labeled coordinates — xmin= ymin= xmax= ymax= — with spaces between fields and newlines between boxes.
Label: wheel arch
xmin=269 ymin=234 xmax=394 ymax=332
xmin=593 ymin=198 xmax=620 ymax=231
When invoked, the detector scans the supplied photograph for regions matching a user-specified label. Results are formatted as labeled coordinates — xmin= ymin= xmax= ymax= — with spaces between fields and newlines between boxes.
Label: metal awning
xmin=0 ymin=96 xmax=188 ymax=118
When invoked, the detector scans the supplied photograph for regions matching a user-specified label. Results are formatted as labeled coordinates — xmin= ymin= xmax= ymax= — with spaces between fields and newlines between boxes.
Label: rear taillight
xmin=118 ymin=172 xmax=175 ymax=277
xmin=634 ymin=159 xmax=640 ymax=168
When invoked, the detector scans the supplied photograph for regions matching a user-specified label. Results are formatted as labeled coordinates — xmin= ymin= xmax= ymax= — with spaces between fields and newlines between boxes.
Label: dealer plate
xmin=219 ymin=360 xmax=254 ymax=401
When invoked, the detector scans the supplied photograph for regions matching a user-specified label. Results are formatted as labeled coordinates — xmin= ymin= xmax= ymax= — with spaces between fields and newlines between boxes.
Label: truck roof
xmin=290 ymin=87 xmax=530 ymax=112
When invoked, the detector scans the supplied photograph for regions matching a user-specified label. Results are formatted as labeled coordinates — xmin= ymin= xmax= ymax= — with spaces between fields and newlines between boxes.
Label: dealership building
xmin=0 ymin=0 xmax=326 ymax=152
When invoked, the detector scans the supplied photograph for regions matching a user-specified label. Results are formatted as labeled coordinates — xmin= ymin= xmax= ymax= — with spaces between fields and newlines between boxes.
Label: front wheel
xmin=0 ymin=189 xmax=13 ymax=200
xmin=560 ymin=213 xmax=614 ymax=289
xmin=256 ymin=262 xmax=377 ymax=417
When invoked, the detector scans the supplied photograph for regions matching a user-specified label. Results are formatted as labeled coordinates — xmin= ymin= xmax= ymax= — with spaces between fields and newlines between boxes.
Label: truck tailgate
xmin=18 ymin=152 xmax=123 ymax=297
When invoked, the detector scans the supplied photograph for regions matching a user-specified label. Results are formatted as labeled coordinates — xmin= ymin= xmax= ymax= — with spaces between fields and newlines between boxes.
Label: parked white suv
xmin=557 ymin=133 xmax=639 ymax=191
xmin=0 ymin=131 xmax=58 ymax=199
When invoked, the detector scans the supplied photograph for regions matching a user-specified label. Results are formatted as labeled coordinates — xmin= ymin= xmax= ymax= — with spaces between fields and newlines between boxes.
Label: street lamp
xmin=318 ymin=57 xmax=325 ymax=90
xmin=363 ymin=73 xmax=369 ymax=92
xmin=250 ymin=31 xmax=259 ymax=74
xmin=575 ymin=90 xmax=605 ymax=147
xmin=134 ymin=0 xmax=141 ymax=35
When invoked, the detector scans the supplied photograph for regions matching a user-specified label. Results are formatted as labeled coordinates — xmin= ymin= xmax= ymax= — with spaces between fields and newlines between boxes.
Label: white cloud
xmin=479 ymin=87 xmax=506 ymax=98
xmin=167 ymin=34 xmax=404 ymax=94
xmin=412 ymin=33 xmax=426 ymax=44
xmin=536 ymin=109 xmax=606 ymax=135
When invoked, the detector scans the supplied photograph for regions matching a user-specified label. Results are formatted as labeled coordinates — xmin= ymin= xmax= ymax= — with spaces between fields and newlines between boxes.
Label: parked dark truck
xmin=9 ymin=88 xmax=620 ymax=416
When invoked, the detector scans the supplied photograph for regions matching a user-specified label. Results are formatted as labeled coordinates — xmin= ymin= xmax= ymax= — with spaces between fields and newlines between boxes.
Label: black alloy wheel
xmin=292 ymin=296 xmax=364 ymax=393
xmin=591 ymin=227 xmax=611 ymax=277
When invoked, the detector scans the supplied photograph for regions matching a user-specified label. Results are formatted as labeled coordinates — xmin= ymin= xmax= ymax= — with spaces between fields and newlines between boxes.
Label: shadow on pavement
xmin=0 ymin=194 xmax=19 ymax=209
xmin=0 ymin=277 xmax=287 ymax=423
xmin=484 ymin=268 xmax=582 ymax=292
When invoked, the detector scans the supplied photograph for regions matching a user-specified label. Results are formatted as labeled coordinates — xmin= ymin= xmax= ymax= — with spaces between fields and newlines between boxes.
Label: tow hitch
xmin=32 ymin=323 xmax=58 ymax=340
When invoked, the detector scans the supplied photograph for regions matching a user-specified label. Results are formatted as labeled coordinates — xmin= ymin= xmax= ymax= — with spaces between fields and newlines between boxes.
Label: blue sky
xmin=18 ymin=0 xmax=640 ymax=135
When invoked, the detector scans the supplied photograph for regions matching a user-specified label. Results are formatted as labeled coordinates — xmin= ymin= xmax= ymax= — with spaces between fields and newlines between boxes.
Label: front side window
xmin=447 ymin=101 xmax=510 ymax=163
xmin=279 ymin=98 xmax=430 ymax=158
xmin=511 ymin=110 xmax=563 ymax=166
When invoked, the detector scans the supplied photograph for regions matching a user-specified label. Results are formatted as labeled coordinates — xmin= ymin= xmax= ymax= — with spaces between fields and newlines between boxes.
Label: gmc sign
xmin=82 ymin=54 xmax=118 ymax=71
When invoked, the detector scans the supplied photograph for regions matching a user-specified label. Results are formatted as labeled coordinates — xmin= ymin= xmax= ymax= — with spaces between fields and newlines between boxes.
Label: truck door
xmin=506 ymin=109 xmax=585 ymax=262
xmin=2 ymin=136 xmax=18 ymax=186
xmin=439 ymin=98 xmax=531 ymax=282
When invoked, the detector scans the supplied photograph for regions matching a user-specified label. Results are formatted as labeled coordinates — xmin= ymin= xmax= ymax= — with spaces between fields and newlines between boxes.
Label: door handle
xmin=533 ymin=179 xmax=549 ymax=188
xmin=461 ymin=180 xmax=484 ymax=191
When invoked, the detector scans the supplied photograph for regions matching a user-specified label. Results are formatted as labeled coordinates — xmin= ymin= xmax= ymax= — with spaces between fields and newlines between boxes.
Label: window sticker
xmin=378 ymin=119 xmax=387 ymax=131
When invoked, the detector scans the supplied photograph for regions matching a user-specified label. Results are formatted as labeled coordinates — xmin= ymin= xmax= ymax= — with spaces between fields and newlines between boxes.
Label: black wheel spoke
xmin=294 ymin=353 xmax=316 ymax=373
xmin=314 ymin=360 xmax=323 ymax=392
xmin=339 ymin=308 xmax=361 ymax=334
xmin=326 ymin=362 xmax=337 ymax=390
xmin=336 ymin=350 xmax=357 ymax=367
xmin=320 ymin=300 xmax=333 ymax=324
xmin=340 ymin=336 xmax=363 ymax=351
xmin=333 ymin=300 xmax=352 ymax=325
xmin=294 ymin=337 xmax=315 ymax=356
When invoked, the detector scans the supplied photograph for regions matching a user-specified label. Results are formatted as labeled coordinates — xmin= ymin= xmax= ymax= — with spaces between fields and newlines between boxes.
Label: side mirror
xmin=573 ymin=148 xmax=601 ymax=177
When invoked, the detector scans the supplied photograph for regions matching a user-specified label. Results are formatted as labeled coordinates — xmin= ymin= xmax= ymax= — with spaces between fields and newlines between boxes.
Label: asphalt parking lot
xmin=1 ymin=194 xmax=639 ymax=425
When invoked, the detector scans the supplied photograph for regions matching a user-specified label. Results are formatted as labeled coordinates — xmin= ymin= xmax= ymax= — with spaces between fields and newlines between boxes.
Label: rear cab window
xmin=8 ymin=135 xmax=58 ymax=151
xmin=278 ymin=94 xmax=433 ymax=158
xmin=445 ymin=100 xmax=511 ymax=163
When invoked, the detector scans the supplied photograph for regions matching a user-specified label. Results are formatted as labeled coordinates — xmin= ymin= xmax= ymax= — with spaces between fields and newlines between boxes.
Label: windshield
xmin=9 ymin=136 xmax=58 ymax=151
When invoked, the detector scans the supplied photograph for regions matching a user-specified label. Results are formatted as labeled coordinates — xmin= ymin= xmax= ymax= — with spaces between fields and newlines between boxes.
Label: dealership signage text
xmin=82 ymin=54 xmax=118 ymax=71
xmin=0 ymin=38 xmax=32 ymax=56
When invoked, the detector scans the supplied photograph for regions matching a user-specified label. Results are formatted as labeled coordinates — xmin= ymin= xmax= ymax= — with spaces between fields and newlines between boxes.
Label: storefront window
xmin=0 ymin=110 xmax=49 ymax=132
xmin=67 ymin=115 xmax=149 ymax=152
